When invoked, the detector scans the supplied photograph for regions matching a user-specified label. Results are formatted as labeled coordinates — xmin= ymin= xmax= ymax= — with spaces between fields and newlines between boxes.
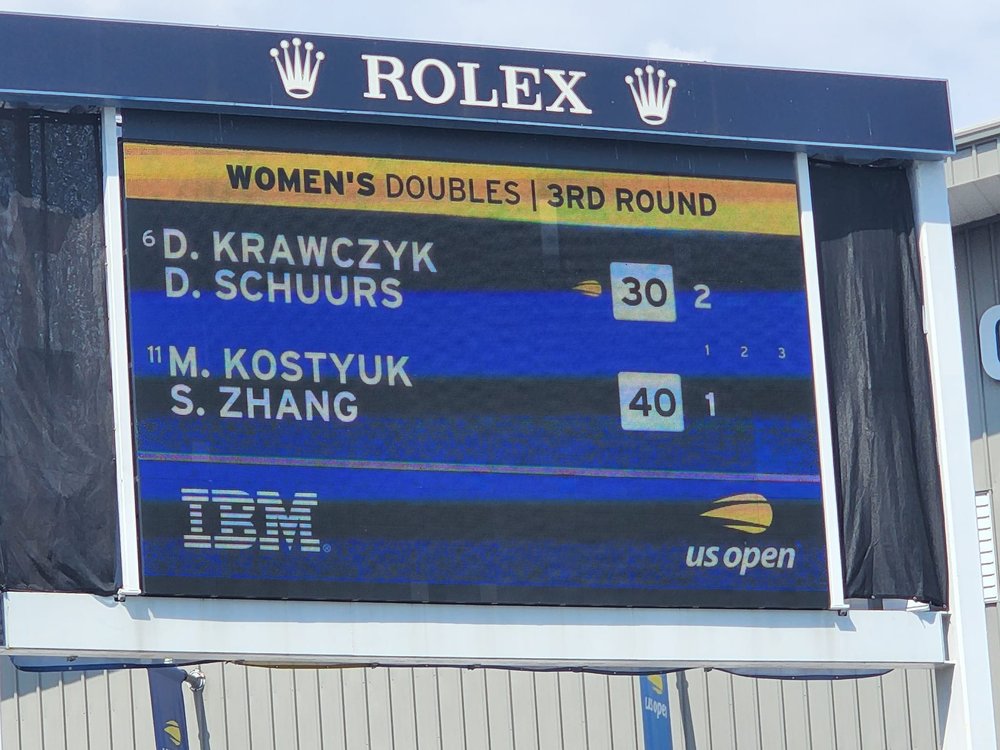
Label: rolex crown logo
xmin=269 ymin=38 xmax=326 ymax=100
xmin=625 ymin=65 xmax=677 ymax=126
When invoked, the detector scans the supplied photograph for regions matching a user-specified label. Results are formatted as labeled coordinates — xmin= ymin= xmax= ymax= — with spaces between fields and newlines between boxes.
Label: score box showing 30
xmin=618 ymin=372 xmax=685 ymax=432
xmin=610 ymin=262 xmax=676 ymax=322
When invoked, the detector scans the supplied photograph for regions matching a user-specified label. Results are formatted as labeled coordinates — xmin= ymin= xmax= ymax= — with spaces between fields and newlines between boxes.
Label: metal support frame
xmin=0 ymin=121 xmax=980 ymax=750
xmin=184 ymin=669 xmax=211 ymax=750
xmin=0 ymin=591 xmax=947 ymax=669
xmin=911 ymin=159 xmax=997 ymax=749
xmin=0 ymin=148 xmax=958 ymax=676
xmin=795 ymin=152 xmax=847 ymax=610
xmin=101 ymin=106 xmax=141 ymax=596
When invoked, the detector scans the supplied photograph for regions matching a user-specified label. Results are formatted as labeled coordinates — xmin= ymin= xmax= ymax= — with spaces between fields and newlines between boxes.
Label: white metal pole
xmin=910 ymin=159 xmax=997 ymax=750
xmin=0 ymin=656 xmax=6 ymax=750
xmin=101 ymin=107 xmax=142 ymax=596
xmin=795 ymin=152 xmax=847 ymax=610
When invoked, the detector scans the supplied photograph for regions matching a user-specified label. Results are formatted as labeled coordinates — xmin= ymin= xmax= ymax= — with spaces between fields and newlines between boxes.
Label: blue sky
xmin=3 ymin=0 xmax=997 ymax=131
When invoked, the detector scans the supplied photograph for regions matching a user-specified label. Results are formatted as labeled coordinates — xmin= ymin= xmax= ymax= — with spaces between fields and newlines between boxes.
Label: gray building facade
xmin=0 ymin=659 xmax=940 ymax=749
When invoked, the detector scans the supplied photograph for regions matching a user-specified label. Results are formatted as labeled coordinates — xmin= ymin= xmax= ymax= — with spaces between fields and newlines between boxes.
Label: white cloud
xmin=644 ymin=40 xmax=715 ymax=63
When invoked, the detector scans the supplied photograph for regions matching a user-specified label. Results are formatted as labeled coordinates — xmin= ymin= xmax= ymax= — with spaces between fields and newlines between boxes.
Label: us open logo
xmin=162 ymin=720 xmax=183 ymax=747
xmin=642 ymin=675 xmax=670 ymax=720
xmin=685 ymin=494 xmax=797 ymax=576
xmin=701 ymin=493 xmax=773 ymax=534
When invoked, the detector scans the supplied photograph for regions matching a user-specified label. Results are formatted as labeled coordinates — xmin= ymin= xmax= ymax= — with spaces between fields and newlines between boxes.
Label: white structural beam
xmin=911 ymin=159 xmax=997 ymax=750
xmin=101 ymin=106 xmax=141 ymax=596
xmin=795 ymin=152 xmax=847 ymax=610
xmin=2 ymin=592 xmax=945 ymax=669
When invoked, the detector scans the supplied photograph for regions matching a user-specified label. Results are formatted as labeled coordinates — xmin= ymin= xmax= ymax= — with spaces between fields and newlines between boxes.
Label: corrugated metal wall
xmin=954 ymin=219 xmax=1000 ymax=501
xmin=953 ymin=216 xmax=1000 ymax=740
xmin=0 ymin=657 xmax=938 ymax=749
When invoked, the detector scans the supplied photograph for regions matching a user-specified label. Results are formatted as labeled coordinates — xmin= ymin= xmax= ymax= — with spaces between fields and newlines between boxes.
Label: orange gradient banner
xmin=123 ymin=143 xmax=801 ymax=236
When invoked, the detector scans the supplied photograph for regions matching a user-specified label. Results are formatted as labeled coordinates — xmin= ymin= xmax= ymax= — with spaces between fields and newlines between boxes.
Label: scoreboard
xmin=123 ymin=117 xmax=827 ymax=608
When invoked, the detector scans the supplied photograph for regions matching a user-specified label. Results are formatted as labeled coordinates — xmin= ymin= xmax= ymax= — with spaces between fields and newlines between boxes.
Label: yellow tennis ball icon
xmin=700 ymin=494 xmax=773 ymax=534
xmin=163 ymin=720 xmax=183 ymax=746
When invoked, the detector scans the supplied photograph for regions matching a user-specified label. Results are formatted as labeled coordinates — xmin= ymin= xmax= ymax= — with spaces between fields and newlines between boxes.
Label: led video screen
xmin=123 ymin=123 xmax=828 ymax=608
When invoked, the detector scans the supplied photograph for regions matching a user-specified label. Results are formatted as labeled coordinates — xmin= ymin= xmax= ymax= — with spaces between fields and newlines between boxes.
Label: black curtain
xmin=811 ymin=161 xmax=947 ymax=606
xmin=0 ymin=110 xmax=119 ymax=594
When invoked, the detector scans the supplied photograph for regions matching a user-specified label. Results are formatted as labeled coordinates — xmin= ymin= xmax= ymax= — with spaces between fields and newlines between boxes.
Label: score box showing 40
xmin=618 ymin=372 xmax=684 ymax=432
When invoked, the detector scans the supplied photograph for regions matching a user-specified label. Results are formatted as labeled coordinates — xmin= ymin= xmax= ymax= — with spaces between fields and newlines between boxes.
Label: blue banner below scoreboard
xmin=124 ymin=114 xmax=829 ymax=608
xmin=640 ymin=675 xmax=674 ymax=750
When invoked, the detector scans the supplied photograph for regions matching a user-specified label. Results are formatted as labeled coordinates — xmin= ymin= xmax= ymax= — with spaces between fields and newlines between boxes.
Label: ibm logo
xmin=183 ymin=488 xmax=321 ymax=552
